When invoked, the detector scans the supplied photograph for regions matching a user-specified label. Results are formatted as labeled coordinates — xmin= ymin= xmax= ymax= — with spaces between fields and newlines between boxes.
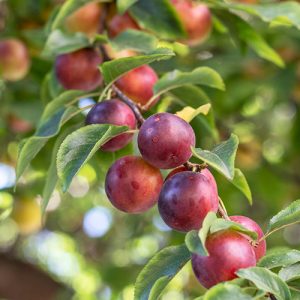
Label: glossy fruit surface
xmin=105 ymin=156 xmax=163 ymax=213
xmin=0 ymin=38 xmax=30 ymax=81
xmin=115 ymin=65 xmax=159 ymax=108
xmin=230 ymin=215 xmax=267 ymax=261
xmin=65 ymin=2 xmax=103 ymax=36
xmin=192 ymin=230 xmax=256 ymax=288
xmin=171 ymin=0 xmax=212 ymax=45
xmin=55 ymin=48 xmax=103 ymax=91
xmin=85 ymin=99 xmax=136 ymax=152
xmin=158 ymin=171 xmax=218 ymax=231
xmin=107 ymin=12 xmax=140 ymax=38
xmin=138 ymin=113 xmax=196 ymax=169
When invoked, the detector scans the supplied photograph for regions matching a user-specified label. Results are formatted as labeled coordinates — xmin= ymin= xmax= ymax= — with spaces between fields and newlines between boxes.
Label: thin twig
xmin=218 ymin=197 xmax=230 ymax=220
xmin=112 ymin=84 xmax=145 ymax=127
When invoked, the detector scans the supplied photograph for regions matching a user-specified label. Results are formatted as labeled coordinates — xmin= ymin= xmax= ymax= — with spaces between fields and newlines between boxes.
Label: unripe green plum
xmin=0 ymin=39 xmax=30 ymax=81
xmin=105 ymin=156 xmax=163 ymax=213
xmin=192 ymin=230 xmax=256 ymax=288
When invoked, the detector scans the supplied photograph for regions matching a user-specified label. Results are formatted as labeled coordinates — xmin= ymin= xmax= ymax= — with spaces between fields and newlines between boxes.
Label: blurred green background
xmin=0 ymin=0 xmax=300 ymax=299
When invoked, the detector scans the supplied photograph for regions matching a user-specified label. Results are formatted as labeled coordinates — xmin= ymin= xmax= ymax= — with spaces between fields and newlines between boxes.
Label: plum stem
xmin=218 ymin=197 xmax=230 ymax=220
xmin=183 ymin=161 xmax=207 ymax=172
xmin=112 ymin=84 xmax=145 ymax=127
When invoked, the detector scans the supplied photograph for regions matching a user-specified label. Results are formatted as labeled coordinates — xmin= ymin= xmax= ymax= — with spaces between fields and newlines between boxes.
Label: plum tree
xmin=55 ymin=48 xmax=103 ymax=91
xmin=230 ymin=215 xmax=266 ymax=261
xmin=107 ymin=12 xmax=140 ymax=38
xmin=0 ymin=38 xmax=30 ymax=81
xmin=192 ymin=230 xmax=256 ymax=288
xmin=171 ymin=0 xmax=212 ymax=45
xmin=105 ymin=156 xmax=163 ymax=213
xmin=85 ymin=99 xmax=136 ymax=152
xmin=115 ymin=65 xmax=159 ymax=108
xmin=138 ymin=113 xmax=196 ymax=169
xmin=65 ymin=2 xmax=103 ymax=37
xmin=158 ymin=171 xmax=218 ymax=232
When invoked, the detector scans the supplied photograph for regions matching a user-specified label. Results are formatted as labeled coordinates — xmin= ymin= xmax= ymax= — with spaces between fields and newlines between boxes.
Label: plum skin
xmin=115 ymin=65 xmax=159 ymax=108
xmin=192 ymin=230 xmax=256 ymax=288
xmin=158 ymin=171 xmax=218 ymax=232
xmin=85 ymin=99 xmax=136 ymax=152
xmin=105 ymin=156 xmax=163 ymax=213
xmin=171 ymin=0 xmax=212 ymax=46
xmin=138 ymin=113 xmax=196 ymax=169
xmin=0 ymin=39 xmax=30 ymax=81
xmin=230 ymin=215 xmax=267 ymax=261
xmin=65 ymin=2 xmax=103 ymax=36
xmin=55 ymin=48 xmax=103 ymax=91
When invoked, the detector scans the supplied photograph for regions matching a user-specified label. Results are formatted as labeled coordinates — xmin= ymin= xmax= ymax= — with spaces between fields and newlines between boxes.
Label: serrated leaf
xmin=176 ymin=104 xmax=211 ymax=123
xmin=192 ymin=134 xmax=239 ymax=180
xmin=258 ymin=250 xmax=300 ymax=269
xmin=209 ymin=219 xmax=258 ymax=240
xmin=57 ymin=124 xmax=128 ymax=192
xmin=42 ymin=30 xmax=91 ymax=57
xmin=100 ymin=48 xmax=174 ymax=85
xmin=231 ymin=168 xmax=252 ymax=205
xmin=130 ymin=0 xmax=186 ymax=40
xmin=117 ymin=0 xmax=138 ymax=14
xmin=267 ymin=199 xmax=300 ymax=233
xmin=186 ymin=212 xmax=218 ymax=256
xmin=203 ymin=283 xmax=252 ymax=300
xmin=237 ymin=267 xmax=291 ymax=300
xmin=110 ymin=29 xmax=158 ymax=53
xmin=134 ymin=244 xmax=191 ymax=300
xmin=153 ymin=67 xmax=225 ymax=100
xmin=279 ymin=263 xmax=300 ymax=282
xmin=51 ymin=0 xmax=104 ymax=31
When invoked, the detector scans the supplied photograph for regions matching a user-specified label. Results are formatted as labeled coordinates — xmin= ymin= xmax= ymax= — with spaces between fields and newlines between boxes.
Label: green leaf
xmin=209 ymin=219 xmax=258 ymax=240
xmin=237 ymin=267 xmax=291 ymax=300
xmin=42 ymin=30 xmax=91 ymax=57
xmin=203 ymin=283 xmax=252 ymax=300
xmin=117 ymin=0 xmax=138 ymax=14
xmin=279 ymin=263 xmax=300 ymax=282
xmin=153 ymin=67 xmax=225 ymax=100
xmin=231 ymin=168 xmax=252 ymax=205
xmin=225 ymin=1 xmax=300 ymax=30
xmin=233 ymin=15 xmax=284 ymax=68
xmin=130 ymin=0 xmax=186 ymax=40
xmin=100 ymin=48 xmax=174 ymax=85
xmin=192 ymin=134 xmax=239 ymax=180
xmin=258 ymin=250 xmax=300 ymax=269
xmin=134 ymin=244 xmax=191 ymax=300
xmin=267 ymin=199 xmax=300 ymax=233
xmin=176 ymin=104 xmax=211 ymax=123
xmin=51 ymin=0 xmax=103 ymax=31
xmin=57 ymin=124 xmax=128 ymax=192
xmin=185 ymin=212 xmax=218 ymax=256
xmin=110 ymin=29 xmax=158 ymax=53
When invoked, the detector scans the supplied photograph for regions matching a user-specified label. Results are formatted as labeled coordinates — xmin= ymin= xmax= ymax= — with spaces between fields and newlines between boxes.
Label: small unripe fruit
xmin=138 ymin=113 xmax=196 ymax=169
xmin=192 ymin=230 xmax=256 ymax=288
xmin=105 ymin=156 xmax=163 ymax=213
xmin=115 ymin=65 xmax=159 ymax=108
xmin=107 ymin=12 xmax=140 ymax=38
xmin=0 ymin=39 xmax=30 ymax=81
xmin=171 ymin=0 xmax=212 ymax=46
xmin=158 ymin=171 xmax=218 ymax=232
xmin=55 ymin=48 xmax=103 ymax=91
xmin=85 ymin=99 xmax=136 ymax=152
xmin=12 ymin=198 xmax=42 ymax=235
xmin=230 ymin=215 xmax=267 ymax=261
xmin=65 ymin=3 xmax=103 ymax=37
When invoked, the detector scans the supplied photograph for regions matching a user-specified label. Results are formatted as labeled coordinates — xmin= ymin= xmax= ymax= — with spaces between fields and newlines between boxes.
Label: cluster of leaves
xmin=2 ymin=0 xmax=300 ymax=299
